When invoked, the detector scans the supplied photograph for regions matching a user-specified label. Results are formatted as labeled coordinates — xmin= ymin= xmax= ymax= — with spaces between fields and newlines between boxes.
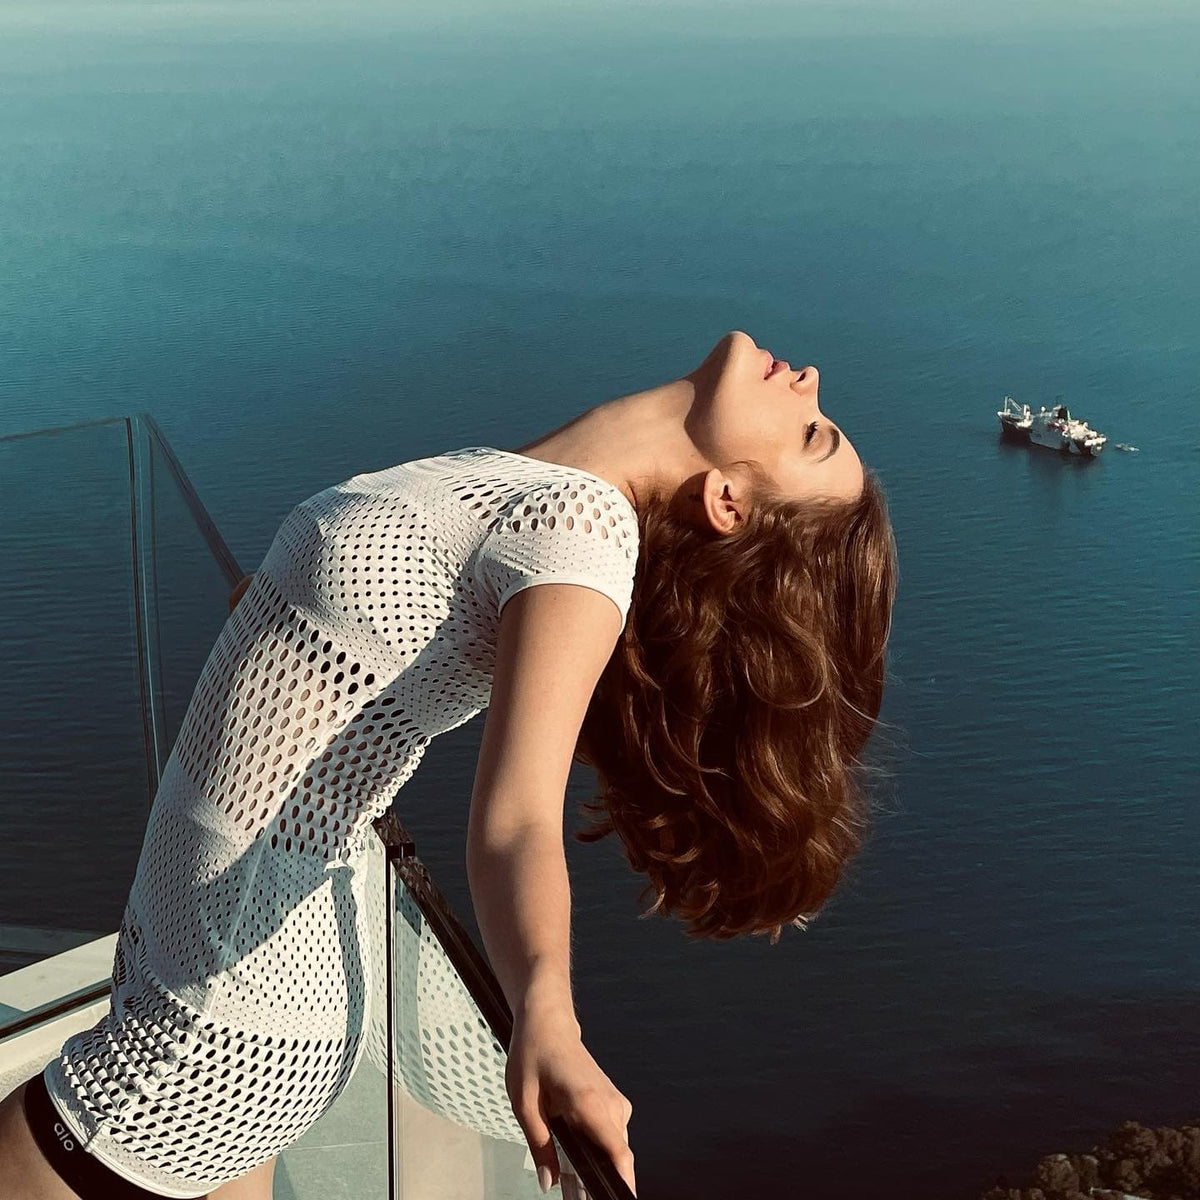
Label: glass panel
xmin=273 ymin=983 xmax=389 ymax=1200
xmin=0 ymin=418 xmax=150 ymax=978
xmin=382 ymin=842 xmax=547 ymax=1199
xmin=0 ymin=416 xmax=241 ymax=998
xmin=382 ymin=827 xmax=629 ymax=1200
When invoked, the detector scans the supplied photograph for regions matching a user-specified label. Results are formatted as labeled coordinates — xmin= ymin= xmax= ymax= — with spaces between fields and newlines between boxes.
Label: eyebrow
xmin=816 ymin=426 xmax=841 ymax=463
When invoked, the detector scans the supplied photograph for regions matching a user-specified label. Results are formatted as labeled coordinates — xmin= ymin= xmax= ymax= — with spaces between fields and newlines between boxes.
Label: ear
xmin=696 ymin=466 xmax=746 ymax=535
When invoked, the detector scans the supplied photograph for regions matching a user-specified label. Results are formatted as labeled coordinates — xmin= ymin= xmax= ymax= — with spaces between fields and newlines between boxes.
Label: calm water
xmin=1 ymin=3 xmax=1198 ymax=1196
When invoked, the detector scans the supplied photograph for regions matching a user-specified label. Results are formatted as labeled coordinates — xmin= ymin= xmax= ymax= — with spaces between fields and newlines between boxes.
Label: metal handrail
xmin=134 ymin=412 xmax=243 ymax=588
xmin=0 ymin=414 xmax=129 ymax=442
xmin=128 ymin=413 xmax=244 ymax=788
xmin=0 ymin=980 xmax=111 ymax=1043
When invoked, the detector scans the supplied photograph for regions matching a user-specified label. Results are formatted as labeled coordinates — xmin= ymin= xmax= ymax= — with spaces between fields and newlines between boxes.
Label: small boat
xmin=997 ymin=396 xmax=1106 ymax=457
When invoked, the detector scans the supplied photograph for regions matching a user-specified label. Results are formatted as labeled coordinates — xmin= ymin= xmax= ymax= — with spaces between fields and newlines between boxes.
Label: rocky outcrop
xmin=978 ymin=1118 xmax=1200 ymax=1200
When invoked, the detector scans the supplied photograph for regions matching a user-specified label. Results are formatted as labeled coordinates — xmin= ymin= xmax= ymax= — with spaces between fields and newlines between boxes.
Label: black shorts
xmin=22 ymin=1069 xmax=177 ymax=1200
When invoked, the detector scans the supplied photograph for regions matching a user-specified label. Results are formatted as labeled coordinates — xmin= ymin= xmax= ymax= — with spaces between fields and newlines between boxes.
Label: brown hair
xmin=573 ymin=464 xmax=898 ymax=943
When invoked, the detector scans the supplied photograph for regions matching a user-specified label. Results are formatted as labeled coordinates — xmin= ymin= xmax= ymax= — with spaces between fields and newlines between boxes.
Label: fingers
xmin=560 ymin=1092 xmax=636 ymax=1196
xmin=511 ymin=1089 xmax=560 ymax=1193
xmin=514 ymin=1081 xmax=636 ymax=1196
xmin=560 ymin=1167 xmax=587 ymax=1200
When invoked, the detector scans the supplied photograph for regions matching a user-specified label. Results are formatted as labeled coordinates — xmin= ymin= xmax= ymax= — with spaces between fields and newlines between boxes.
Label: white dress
xmin=43 ymin=446 xmax=640 ymax=1196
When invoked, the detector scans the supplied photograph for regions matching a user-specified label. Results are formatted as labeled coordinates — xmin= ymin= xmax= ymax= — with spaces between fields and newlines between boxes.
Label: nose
xmin=794 ymin=364 xmax=819 ymax=388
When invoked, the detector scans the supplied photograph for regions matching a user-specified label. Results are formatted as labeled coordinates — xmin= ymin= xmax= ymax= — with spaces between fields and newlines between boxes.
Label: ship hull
xmin=998 ymin=417 xmax=1031 ymax=442
xmin=1030 ymin=425 xmax=1066 ymax=450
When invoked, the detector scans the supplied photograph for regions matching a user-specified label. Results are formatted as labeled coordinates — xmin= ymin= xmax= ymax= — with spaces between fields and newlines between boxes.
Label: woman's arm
xmin=467 ymin=580 xmax=636 ymax=1196
xmin=228 ymin=572 xmax=255 ymax=614
xmin=466 ymin=826 xmax=578 ymax=1034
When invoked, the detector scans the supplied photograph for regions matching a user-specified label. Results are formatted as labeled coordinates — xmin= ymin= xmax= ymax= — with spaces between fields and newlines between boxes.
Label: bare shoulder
xmin=467 ymin=582 xmax=622 ymax=848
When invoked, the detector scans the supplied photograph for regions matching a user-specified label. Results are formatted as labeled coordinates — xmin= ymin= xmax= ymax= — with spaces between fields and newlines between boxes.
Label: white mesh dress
xmin=42 ymin=445 xmax=640 ymax=1196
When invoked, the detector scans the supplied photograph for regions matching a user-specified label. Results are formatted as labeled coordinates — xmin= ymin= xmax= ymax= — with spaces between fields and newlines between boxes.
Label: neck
xmin=512 ymin=376 xmax=705 ymax=513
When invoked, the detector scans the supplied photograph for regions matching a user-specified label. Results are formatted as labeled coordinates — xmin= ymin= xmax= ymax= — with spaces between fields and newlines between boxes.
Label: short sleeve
xmin=473 ymin=479 xmax=640 ymax=629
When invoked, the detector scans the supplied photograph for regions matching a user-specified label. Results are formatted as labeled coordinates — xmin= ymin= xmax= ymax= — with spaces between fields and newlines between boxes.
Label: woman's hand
xmin=506 ymin=1003 xmax=636 ymax=1198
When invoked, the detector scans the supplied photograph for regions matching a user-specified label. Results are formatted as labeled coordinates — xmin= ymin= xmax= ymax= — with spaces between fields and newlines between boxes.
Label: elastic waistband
xmin=23 ymin=1070 xmax=185 ymax=1200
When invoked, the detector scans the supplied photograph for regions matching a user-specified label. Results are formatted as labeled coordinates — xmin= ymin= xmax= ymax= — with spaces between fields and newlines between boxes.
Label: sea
xmin=0 ymin=3 xmax=1197 ymax=1197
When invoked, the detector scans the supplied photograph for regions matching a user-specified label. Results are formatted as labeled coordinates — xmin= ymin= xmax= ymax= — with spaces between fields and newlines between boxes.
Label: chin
xmin=692 ymin=330 xmax=750 ymax=378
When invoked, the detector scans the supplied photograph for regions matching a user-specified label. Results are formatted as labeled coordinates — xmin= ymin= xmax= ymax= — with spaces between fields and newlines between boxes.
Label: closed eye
xmin=804 ymin=420 xmax=819 ymax=447
xmin=817 ymin=425 xmax=841 ymax=462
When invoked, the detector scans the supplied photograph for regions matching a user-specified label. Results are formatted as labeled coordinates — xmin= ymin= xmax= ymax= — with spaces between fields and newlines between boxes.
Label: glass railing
xmin=0 ymin=414 xmax=635 ymax=1199
xmin=0 ymin=414 xmax=244 ymax=997
xmin=376 ymin=813 xmax=635 ymax=1200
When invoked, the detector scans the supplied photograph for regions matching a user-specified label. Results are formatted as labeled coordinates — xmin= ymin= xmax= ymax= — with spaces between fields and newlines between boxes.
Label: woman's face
xmin=684 ymin=329 xmax=864 ymax=509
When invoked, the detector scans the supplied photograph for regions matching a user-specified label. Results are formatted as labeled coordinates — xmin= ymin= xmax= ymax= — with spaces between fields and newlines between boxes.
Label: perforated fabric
xmin=43 ymin=446 xmax=639 ymax=1195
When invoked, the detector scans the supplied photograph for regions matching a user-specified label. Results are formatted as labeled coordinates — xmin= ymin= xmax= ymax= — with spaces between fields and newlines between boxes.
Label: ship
xmin=997 ymin=395 xmax=1107 ymax=457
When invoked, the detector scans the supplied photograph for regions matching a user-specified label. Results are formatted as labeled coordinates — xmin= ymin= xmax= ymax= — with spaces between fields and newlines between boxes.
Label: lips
xmin=765 ymin=358 xmax=791 ymax=379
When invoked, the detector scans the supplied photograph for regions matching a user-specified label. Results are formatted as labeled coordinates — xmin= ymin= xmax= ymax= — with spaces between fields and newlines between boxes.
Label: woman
xmin=0 ymin=328 xmax=896 ymax=1199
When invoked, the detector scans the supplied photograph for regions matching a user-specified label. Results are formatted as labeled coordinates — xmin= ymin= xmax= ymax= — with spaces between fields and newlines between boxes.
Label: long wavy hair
xmin=573 ymin=462 xmax=898 ymax=943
